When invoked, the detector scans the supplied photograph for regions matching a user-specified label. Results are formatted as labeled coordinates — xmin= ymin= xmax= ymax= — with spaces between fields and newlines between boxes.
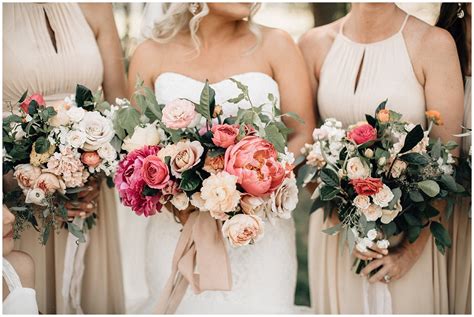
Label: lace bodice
xmin=136 ymin=72 xmax=300 ymax=314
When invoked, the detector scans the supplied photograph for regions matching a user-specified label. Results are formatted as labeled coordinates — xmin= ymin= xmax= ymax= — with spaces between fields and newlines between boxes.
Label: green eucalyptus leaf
xmin=407 ymin=225 xmax=421 ymax=243
xmin=264 ymin=124 xmax=286 ymax=153
xmin=320 ymin=185 xmax=339 ymax=201
xmin=282 ymin=111 xmax=304 ymax=124
xmin=227 ymin=93 xmax=245 ymax=104
xmin=197 ymin=81 xmax=215 ymax=121
xmin=430 ymin=139 xmax=442 ymax=160
xmin=68 ymin=222 xmax=86 ymax=243
xmin=34 ymin=136 xmax=50 ymax=154
xmin=430 ymin=221 xmax=452 ymax=254
xmin=399 ymin=152 xmax=429 ymax=165
xmin=418 ymin=180 xmax=440 ymax=197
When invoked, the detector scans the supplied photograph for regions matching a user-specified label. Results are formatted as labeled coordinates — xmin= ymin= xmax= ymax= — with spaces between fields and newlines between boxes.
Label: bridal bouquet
xmin=114 ymin=79 xmax=300 ymax=246
xmin=299 ymin=101 xmax=464 ymax=268
xmin=3 ymin=86 xmax=121 ymax=244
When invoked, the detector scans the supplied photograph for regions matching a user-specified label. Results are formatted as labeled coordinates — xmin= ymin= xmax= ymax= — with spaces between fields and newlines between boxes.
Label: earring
xmin=457 ymin=3 xmax=465 ymax=19
xmin=189 ymin=3 xmax=201 ymax=16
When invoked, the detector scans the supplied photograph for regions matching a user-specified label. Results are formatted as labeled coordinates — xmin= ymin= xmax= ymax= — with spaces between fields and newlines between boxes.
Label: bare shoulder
xmin=4 ymin=251 xmax=35 ymax=289
xmin=406 ymin=15 xmax=456 ymax=55
xmin=298 ymin=19 xmax=341 ymax=53
xmin=260 ymin=26 xmax=298 ymax=51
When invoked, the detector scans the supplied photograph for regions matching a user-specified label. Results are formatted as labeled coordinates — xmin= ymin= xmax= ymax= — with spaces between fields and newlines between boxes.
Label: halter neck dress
xmin=3 ymin=257 xmax=39 ymax=314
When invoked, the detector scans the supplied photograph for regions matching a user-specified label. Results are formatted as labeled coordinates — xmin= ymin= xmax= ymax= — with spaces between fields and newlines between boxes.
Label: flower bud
xmin=364 ymin=149 xmax=374 ymax=158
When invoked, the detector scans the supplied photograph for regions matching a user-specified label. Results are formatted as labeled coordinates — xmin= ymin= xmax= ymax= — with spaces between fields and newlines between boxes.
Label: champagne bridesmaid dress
xmin=447 ymin=76 xmax=472 ymax=314
xmin=309 ymin=14 xmax=449 ymax=313
xmin=3 ymin=3 xmax=124 ymax=313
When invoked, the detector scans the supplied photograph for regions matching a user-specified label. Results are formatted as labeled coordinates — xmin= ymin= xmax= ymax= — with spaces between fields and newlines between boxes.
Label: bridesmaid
xmin=3 ymin=3 xmax=126 ymax=313
xmin=437 ymin=3 xmax=472 ymax=314
xmin=299 ymin=3 xmax=463 ymax=314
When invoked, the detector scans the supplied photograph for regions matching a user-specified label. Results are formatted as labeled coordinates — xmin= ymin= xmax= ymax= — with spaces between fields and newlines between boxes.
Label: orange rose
xmin=425 ymin=110 xmax=443 ymax=125
xmin=377 ymin=109 xmax=390 ymax=123
xmin=81 ymin=151 xmax=102 ymax=168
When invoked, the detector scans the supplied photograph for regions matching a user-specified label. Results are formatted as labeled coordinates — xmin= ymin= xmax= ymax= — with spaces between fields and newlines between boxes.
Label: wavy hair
xmin=149 ymin=3 xmax=262 ymax=55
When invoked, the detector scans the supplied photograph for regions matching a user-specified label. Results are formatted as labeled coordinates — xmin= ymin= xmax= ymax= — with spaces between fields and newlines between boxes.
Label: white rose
xmin=77 ymin=111 xmax=114 ymax=151
xmin=171 ymin=192 xmax=190 ymax=211
xmin=190 ymin=192 xmax=208 ymax=212
xmin=48 ymin=100 xmax=73 ymax=127
xmin=66 ymin=130 xmax=86 ymax=148
xmin=381 ymin=199 xmax=402 ymax=224
xmin=372 ymin=184 xmax=394 ymax=207
xmin=271 ymin=177 xmax=298 ymax=219
xmin=222 ymin=214 xmax=264 ymax=247
xmin=353 ymin=195 xmax=370 ymax=210
xmin=122 ymin=123 xmax=162 ymax=153
xmin=376 ymin=239 xmax=390 ymax=249
xmin=346 ymin=157 xmax=370 ymax=179
xmin=66 ymin=106 xmax=85 ymax=122
xmin=200 ymin=171 xmax=240 ymax=220
xmin=356 ymin=237 xmax=374 ymax=253
xmin=240 ymin=195 xmax=268 ymax=217
xmin=158 ymin=140 xmax=204 ymax=178
xmin=25 ymin=188 xmax=47 ymax=206
xmin=97 ymin=143 xmax=117 ymax=161
xmin=391 ymin=159 xmax=407 ymax=178
xmin=367 ymin=229 xmax=378 ymax=241
xmin=362 ymin=204 xmax=382 ymax=221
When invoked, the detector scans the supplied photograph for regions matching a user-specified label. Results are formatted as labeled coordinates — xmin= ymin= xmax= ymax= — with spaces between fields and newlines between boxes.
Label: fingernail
xmin=87 ymin=203 xmax=93 ymax=209
xmin=383 ymin=250 xmax=389 ymax=254
xmin=377 ymin=254 xmax=383 ymax=259
xmin=368 ymin=258 xmax=373 ymax=261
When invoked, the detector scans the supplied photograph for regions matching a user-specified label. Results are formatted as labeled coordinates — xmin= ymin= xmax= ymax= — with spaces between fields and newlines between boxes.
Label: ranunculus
xmin=30 ymin=143 xmax=56 ymax=167
xmin=14 ymin=164 xmax=42 ymax=190
xmin=97 ymin=143 xmax=117 ymax=161
xmin=66 ymin=130 xmax=86 ymax=148
xmin=34 ymin=172 xmax=66 ymax=194
xmin=48 ymin=100 xmax=73 ymax=127
xmin=377 ymin=109 xmax=390 ymax=123
xmin=353 ymin=195 xmax=370 ymax=210
xmin=203 ymin=154 xmax=225 ymax=174
xmin=171 ymin=192 xmax=190 ymax=211
xmin=200 ymin=171 xmax=240 ymax=221
xmin=222 ymin=214 xmax=265 ymax=247
xmin=158 ymin=140 xmax=204 ymax=178
xmin=346 ymin=157 xmax=370 ymax=179
xmin=391 ymin=159 xmax=407 ymax=178
xmin=347 ymin=123 xmax=377 ymax=145
xmin=162 ymin=99 xmax=197 ymax=129
xmin=270 ymin=177 xmax=298 ymax=219
xmin=66 ymin=106 xmax=85 ymax=123
xmin=381 ymin=199 xmax=402 ymax=224
xmin=77 ymin=111 xmax=114 ymax=151
xmin=225 ymin=136 xmax=285 ymax=196
xmin=81 ymin=151 xmax=102 ymax=168
xmin=20 ymin=93 xmax=45 ymax=113
xmin=350 ymin=178 xmax=383 ymax=196
xmin=122 ymin=124 xmax=163 ymax=153
xmin=372 ymin=184 xmax=394 ymax=207
xmin=25 ymin=188 xmax=47 ymax=206
xmin=211 ymin=124 xmax=239 ymax=148
xmin=362 ymin=204 xmax=382 ymax=221
xmin=141 ymin=156 xmax=169 ymax=189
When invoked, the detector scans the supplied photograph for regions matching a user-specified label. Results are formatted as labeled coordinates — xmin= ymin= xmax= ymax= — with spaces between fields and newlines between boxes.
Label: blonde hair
xmin=150 ymin=3 xmax=262 ymax=55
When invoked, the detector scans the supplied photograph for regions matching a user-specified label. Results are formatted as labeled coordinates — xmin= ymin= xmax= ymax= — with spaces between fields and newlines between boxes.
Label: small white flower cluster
xmin=355 ymin=228 xmax=390 ymax=253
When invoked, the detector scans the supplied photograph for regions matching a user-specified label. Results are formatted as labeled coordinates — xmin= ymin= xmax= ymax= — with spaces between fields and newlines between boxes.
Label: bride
xmin=124 ymin=3 xmax=315 ymax=313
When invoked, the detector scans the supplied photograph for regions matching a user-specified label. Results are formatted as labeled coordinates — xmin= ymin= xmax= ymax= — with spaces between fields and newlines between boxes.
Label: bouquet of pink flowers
xmin=298 ymin=101 xmax=465 ymax=271
xmin=3 ymin=86 xmax=121 ymax=244
xmin=114 ymin=79 xmax=300 ymax=246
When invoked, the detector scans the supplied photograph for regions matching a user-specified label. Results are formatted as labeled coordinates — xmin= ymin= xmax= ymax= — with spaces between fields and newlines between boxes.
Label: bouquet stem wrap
xmin=62 ymin=217 xmax=90 ymax=314
xmin=362 ymin=279 xmax=392 ymax=314
xmin=156 ymin=210 xmax=232 ymax=314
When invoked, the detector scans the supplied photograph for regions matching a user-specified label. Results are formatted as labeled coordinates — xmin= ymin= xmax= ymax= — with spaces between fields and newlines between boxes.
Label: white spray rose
xmin=372 ymin=184 xmax=394 ymax=208
xmin=346 ymin=157 xmax=370 ymax=179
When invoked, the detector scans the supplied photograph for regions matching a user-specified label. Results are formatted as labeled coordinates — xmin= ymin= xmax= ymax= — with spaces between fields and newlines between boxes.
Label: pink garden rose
xmin=20 ymin=93 xmax=45 ymax=113
xmin=141 ymin=156 xmax=170 ymax=189
xmin=81 ymin=151 xmax=102 ymax=168
xmin=162 ymin=99 xmax=196 ymax=129
xmin=347 ymin=124 xmax=377 ymax=145
xmin=114 ymin=145 xmax=162 ymax=216
xmin=211 ymin=124 xmax=239 ymax=148
xmin=350 ymin=178 xmax=384 ymax=196
xmin=224 ymin=136 xmax=285 ymax=196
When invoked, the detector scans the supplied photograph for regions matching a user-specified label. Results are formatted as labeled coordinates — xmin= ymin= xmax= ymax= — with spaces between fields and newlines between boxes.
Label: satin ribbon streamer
xmin=156 ymin=211 xmax=233 ymax=314
xmin=62 ymin=217 xmax=90 ymax=314
xmin=362 ymin=279 xmax=392 ymax=314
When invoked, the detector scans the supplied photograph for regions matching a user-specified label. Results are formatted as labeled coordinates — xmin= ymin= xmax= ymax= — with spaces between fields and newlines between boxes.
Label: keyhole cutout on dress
xmin=354 ymin=50 xmax=366 ymax=94
xmin=43 ymin=9 xmax=58 ymax=53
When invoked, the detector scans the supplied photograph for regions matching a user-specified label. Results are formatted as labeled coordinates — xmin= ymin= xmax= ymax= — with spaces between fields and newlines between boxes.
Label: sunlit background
xmin=112 ymin=3 xmax=442 ymax=308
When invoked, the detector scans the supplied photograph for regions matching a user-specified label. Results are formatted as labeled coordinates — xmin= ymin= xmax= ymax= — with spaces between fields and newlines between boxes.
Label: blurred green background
xmin=112 ymin=3 xmax=442 ymax=308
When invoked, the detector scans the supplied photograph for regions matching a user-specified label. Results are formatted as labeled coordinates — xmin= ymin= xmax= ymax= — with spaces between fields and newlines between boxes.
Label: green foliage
xmin=430 ymin=221 xmax=452 ymax=254
xmin=197 ymin=80 xmax=216 ymax=121
xmin=399 ymin=125 xmax=424 ymax=153
xmin=320 ymin=168 xmax=339 ymax=188
xmin=75 ymin=84 xmax=94 ymax=110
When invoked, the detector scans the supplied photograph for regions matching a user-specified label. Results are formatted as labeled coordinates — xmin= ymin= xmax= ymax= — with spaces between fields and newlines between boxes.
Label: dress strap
xmin=2 ymin=258 xmax=22 ymax=291
xmin=398 ymin=14 xmax=410 ymax=33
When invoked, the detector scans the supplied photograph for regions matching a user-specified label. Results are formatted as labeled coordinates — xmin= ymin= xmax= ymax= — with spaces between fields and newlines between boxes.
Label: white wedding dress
xmin=133 ymin=72 xmax=300 ymax=314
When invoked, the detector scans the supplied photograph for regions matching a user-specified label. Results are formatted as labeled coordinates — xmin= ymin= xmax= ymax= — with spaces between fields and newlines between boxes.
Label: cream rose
xmin=367 ymin=229 xmax=378 ymax=241
xmin=353 ymin=195 xmax=370 ymax=210
xmin=222 ymin=214 xmax=264 ymax=247
xmin=391 ymin=159 xmax=408 ymax=178
xmin=190 ymin=192 xmax=208 ymax=212
xmin=362 ymin=204 xmax=382 ymax=221
xmin=97 ymin=143 xmax=117 ymax=161
xmin=158 ymin=140 xmax=204 ymax=178
xmin=25 ymin=188 xmax=47 ymax=206
xmin=381 ymin=200 xmax=402 ymax=224
xmin=346 ymin=157 xmax=370 ymax=180
xmin=66 ymin=106 xmax=85 ymax=122
xmin=240 ymin=195 xmax=268 ymax=216
xmin=372 ymin=184 xmax=394 ymax=208
xmin=34 ymin=172 xmax=66 ymax=194
xmin=171 ymin=192 xmax=190 ymax=211
xmin=122 ymin=124 xmax=163 ymax=153
xmin=200 ymin=171 xmax=240 ymax=220
xmin=48 ymin=100 xmax=72 ymax=127
xmin=66 ymin=130 xmax=86 ymax=148
xmin=77 ymin=112 xmax=114 ymax=151
xmin=270 ymin=177 xmax=298 ymax=219
xmin=13 ymin=164 xmax=42 ymax=190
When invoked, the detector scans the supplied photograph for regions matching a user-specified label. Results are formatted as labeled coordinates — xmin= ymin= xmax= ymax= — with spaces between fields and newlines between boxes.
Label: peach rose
xmin=158 ymin=140 xmax=204 ymax=178
xmin=13 ymin=164 xmax=42 ymax=190
xmin=377 ymin=109 xmax=390 ymax=123
xmin=203 ymin=154 xmax=225 ymax=174
xmin=34 ymin=172 xmax=66 ymax=194
xmin=222 ymin=214 xmax=265 ymax=247
xmin=162 ymin=99 xmax=197 ymax=129
xmin=211 ymin=124 xmax=239 ymax=148
xmin=81 ymin=151 xmax=102 ymax=168
xmin=224 ymin=136 xmax=285 ymax=196
xmin=362 ymin=204 xmax=382 ymax=221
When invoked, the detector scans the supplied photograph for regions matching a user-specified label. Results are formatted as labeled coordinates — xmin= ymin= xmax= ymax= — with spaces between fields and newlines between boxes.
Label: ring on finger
xmin=384 ymin=274 xmax=391 ymax=283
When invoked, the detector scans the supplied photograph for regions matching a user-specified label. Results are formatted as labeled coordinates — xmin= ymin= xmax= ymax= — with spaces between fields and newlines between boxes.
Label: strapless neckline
xmin=154 ymin=71 xmax=278 ymax=87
